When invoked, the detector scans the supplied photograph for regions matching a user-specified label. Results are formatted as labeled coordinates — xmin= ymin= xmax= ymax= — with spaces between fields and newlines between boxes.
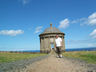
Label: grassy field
xmin=0 ymin=52 xmax=46 ymax=63
xmin=63 ymin=51 xmax=96 ymax=64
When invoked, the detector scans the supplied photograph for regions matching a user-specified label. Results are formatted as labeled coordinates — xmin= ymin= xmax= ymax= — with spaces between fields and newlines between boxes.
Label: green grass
xmin=63 ymin=51 xmax=96 ymax=64
xmin=0 ymin=52 xmax=46 ymax=63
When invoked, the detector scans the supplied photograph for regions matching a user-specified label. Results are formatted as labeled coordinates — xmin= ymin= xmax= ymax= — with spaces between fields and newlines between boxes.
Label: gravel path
xmin=26 ymin=55 xmax=96 ymax=72
xmin=0 ymin=54 xmax=96 ymax=72
xmin=0 ymin=55 xmax=49 ymax=72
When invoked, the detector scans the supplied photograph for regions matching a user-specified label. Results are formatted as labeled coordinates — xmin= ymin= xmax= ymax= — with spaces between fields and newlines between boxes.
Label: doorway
xmin=51 ymin=43 xmax=54 ymax=50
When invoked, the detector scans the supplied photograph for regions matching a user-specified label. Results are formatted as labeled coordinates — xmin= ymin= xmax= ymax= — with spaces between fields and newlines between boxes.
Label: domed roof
xmin=43 ymin=27 xmax=61 ymax=33
xmin=40 ymin=24 xmax=63 ymax=34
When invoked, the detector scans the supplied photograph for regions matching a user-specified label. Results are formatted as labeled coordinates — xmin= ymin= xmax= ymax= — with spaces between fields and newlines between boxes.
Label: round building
xmin=39 ymin=24 xmax=65 ymax=53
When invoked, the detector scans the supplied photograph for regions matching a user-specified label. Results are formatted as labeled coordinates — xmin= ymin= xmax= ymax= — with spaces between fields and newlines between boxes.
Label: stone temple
xmin=39 ymin=24 xmax=65 ymax=53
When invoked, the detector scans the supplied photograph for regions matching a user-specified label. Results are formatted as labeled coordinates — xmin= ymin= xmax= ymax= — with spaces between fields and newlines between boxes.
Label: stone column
xmin=62 ymin=37 xmax=65 ymax=51
xmin=63 ymin=38 xmax=65 ymax=51
xmin=46 ymin=37 xmax=50 ymax=53
xmin=44 ymin=37 xmax=48 ymax=53
xmin=48 ymin=37 xmax=51 ymax=52
xmin=43 ymin=37 xmax=46 ymax=52
xmin=40 ymin=37 xmax=43 ymax=52
xmin=44 ymin=38 xmax=47 ymax=52
xmin=40 ymin=38 xmax=44 ymax=52
xmin=40 ymin=38 xmax=42 ymax=52
xmin=41 ymin=37 xmax=44 ymax=52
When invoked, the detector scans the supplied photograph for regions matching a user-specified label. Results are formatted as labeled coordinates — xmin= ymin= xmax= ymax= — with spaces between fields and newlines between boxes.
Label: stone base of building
xmin=40 ymin=50 xmax=51 ymax=54
xmin=40 ymin=49 xmax=65 ymax=54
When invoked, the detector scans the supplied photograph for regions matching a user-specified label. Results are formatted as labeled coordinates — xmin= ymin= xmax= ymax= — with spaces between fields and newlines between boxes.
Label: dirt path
xmin=25 ymin=55 xmax=90 ymax=72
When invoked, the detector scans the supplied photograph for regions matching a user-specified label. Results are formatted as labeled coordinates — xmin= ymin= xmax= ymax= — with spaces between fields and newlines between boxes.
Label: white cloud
xmin=88 ymin=12 xmax=96 ymax=25
xmin=70 ymin=12 xmax=96 ymax=26
xmin=88 ymin=43 xmax=96 ymax=47
xmin=59 ymin=18 xmax=69 ymax=29
xmin=90 ymin=29 xmax=96 ymax=39
xmin=35 ymin=26 xmax=43 ymax=34
xmin=58 ymin=12 xmax=96 ymax=29
xmin=88 ymin=12 xmax=96 ymax=19
xmin=66 ymin=39 xmax=96 ymax=48
xmin=0 ymin=30 xmax=24 ymax=36
xmin=71 ymin=18 xmax=88 ymax=26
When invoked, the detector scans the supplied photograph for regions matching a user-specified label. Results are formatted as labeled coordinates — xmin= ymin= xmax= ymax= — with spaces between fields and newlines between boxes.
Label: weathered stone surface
xmin=39 ymin=24 xmax=65 ymax=53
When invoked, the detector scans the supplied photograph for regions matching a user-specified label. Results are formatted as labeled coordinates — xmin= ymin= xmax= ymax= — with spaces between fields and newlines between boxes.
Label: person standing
xmin=55 ymin=35 xmax=63 ymax=58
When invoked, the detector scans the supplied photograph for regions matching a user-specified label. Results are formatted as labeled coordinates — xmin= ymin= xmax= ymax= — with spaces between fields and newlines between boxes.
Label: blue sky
xmin=0 ymin=0 xmax=96 ymax=51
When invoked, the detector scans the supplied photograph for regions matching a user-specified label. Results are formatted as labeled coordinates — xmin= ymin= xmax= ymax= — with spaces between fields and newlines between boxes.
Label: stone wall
xmin=40 ymin=33 xmax=65 ymax=53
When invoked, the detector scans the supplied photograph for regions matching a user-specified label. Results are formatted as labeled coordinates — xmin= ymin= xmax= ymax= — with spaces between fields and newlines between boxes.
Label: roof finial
xmin=50 ymin=23 xmax=52 ymax=28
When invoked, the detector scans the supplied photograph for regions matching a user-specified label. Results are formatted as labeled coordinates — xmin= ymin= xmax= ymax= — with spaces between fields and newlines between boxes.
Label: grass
xmin=0 ymin=52 xmax=46 ymax=63
xmin=63 ymin=51 xmax=96 ymax=64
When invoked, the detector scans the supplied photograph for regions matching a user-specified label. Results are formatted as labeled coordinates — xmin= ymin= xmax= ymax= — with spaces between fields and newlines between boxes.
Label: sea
xmin=21 ymin=47 xmax=96 ymax=52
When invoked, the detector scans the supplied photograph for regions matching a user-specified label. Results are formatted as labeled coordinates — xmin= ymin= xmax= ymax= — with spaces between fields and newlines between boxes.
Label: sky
xmin=0 ymin=0 xmax=96 ymax=51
